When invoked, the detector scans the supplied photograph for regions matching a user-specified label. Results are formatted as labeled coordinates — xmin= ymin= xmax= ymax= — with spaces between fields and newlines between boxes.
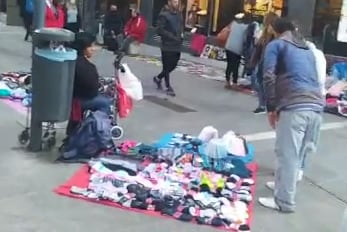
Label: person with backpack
xmin=258 ymin=18 xmax=324 ymax=213
xmin=153 ymin=0 xmax=184 ymax=97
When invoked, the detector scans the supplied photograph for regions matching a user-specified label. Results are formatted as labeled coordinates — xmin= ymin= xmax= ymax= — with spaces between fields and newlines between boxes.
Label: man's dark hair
xmin=71 ymin=32 xmax=96 ymax=56
xmin=271 ymin=18 xmax=296 ymax=34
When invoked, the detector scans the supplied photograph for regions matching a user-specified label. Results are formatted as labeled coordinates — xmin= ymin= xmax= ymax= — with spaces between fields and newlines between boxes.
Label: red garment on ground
xmin=45 ymin=4 xmax=65 ymax=28
xmin=124 ymin=15 xmax=147 ymax=43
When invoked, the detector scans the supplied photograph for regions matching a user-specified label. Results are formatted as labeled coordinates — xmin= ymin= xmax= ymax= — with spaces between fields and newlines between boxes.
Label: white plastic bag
xmin=118 ymin=64 xmax=143 ymax=101
xmin=222 ymin=131 xmax=247 ymax=157
xmin=198 ymin=126 xmax=219 ymax=143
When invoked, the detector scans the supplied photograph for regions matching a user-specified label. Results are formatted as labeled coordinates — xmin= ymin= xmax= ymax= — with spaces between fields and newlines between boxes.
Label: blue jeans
xmin=251 ymin=64 xmax=266 ymax=108
xmin=81 ymin=95 xmax=111 ymax=115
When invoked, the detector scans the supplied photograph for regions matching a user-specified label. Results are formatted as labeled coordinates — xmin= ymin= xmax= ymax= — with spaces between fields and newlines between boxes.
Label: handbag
xmin=216 ymin=25 xmax=231 ymax=48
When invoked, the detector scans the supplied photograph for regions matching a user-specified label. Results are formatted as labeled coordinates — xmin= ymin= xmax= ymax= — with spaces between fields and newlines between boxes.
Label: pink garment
xmin=119 ymin=140 xmax=137 ymax=153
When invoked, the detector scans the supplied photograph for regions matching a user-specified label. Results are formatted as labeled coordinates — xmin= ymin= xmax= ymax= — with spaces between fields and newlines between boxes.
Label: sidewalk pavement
xmin=0 ymin=24 xmax=347 ymax=232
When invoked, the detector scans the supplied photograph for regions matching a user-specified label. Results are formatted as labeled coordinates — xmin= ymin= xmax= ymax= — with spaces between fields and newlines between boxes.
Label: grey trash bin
xmin=31 ymin=28 xmax=76 ymax=122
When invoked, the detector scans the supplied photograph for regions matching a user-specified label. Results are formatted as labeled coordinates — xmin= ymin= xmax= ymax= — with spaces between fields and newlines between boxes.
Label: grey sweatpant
xmin=274 ymin=110 xmax=322 ymax=212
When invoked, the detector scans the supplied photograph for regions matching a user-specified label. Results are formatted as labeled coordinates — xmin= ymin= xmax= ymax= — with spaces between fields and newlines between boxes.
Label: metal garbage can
xmin=31 ymin=28 xmax=76 ymax=122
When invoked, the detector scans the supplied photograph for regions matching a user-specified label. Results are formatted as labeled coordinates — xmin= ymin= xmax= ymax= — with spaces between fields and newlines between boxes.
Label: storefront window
xmin=244 ymin=0 xmax=284 ymax=17
xmin=183 ymin=0 xmax=208 ymax=30
xmin=313 ymin=0 xmax=342 ymax=38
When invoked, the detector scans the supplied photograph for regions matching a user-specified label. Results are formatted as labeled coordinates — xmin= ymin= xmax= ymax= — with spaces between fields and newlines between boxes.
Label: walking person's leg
xmin=231 ymin=53 xmax=242 ymax=85
xmin=225 ymin=50 xmax=233 ymax=88
xmin=23 ymin=14 xmax=30 ymax=41
xmin=259 ymin=111 xmax=308 ymax=213
xmin=154 ymin=50 xmax=170 ymax=90
xmin=253 ymin=64 xmax=266 ymax=114
xmin=163 ymin=52 xmax=181 ymax=96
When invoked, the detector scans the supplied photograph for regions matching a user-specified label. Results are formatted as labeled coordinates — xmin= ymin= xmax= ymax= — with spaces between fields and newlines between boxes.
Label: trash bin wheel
xmin=42 ymin=134 xmax=56 ymax=151
xmin=111 ymin=126 xmax=123 ymax=140
xmin=18 ymin=128 xmax=30 ymax=145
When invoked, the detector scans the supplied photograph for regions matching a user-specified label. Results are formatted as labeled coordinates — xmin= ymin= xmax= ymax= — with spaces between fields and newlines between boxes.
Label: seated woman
xmin=72 ymin=32 xmax=111 ymax=114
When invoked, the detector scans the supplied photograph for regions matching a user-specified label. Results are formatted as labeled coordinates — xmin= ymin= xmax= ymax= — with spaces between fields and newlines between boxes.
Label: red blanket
xmin=54 ymin=163 xmax=258 ymax=231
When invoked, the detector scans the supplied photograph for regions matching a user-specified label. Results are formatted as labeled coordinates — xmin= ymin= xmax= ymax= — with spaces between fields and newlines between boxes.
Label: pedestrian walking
xmin=18 ymin=0 xmax=33 ymax=41
xmin=153 ymin=0 xmax=183 ymax=97
xmin=64 ymin=1 xmax=80 ymax=33
xmin=258 ymin=18 xmax=324 ymax=213
xmin=45 ymin=0 xmax=65 ymax=28
xmin=223 ymin=13 xmax=250 ymax=89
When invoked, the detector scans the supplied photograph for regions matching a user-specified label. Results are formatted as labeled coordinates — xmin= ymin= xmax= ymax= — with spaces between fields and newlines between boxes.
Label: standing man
xmin=153 ymin=0 xmax=183 ymax=97
xmin=258 ymin=18 xmax=324 ymax=212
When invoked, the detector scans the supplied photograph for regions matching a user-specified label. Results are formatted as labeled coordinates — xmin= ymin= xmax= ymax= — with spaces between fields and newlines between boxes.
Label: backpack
xmin=25 ymin=0 xmax=34 ymax=13
xmin=60 ymin=111 xmax=114 ymax=162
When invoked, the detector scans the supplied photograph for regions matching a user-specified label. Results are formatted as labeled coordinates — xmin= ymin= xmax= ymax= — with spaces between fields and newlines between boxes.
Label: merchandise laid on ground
xmin=55 ymin=129 xmax=257 ymax=232
xmin=324 ymin=63 xmax=347 ymax=118
xmin=0 ymin=72 xmax=32 ymax=112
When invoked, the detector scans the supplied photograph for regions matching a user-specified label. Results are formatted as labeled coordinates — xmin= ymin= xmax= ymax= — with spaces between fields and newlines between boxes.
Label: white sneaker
xmin=297 ymin=170 xmax=304 ymax=181
xmin=258 ymin=197 xmax=280 ymax=210
xmin=266 ymin=181 xmax=275 ymax=191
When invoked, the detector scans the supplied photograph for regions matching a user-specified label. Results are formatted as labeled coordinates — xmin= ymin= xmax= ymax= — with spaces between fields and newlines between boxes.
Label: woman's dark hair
xmin=271 ymin=18 xmax=296 ymax=34
xmin=71 ymin=32 xmax=96 ymax=56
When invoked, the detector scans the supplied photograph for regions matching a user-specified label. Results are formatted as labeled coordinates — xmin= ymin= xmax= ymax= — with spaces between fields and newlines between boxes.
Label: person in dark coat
xmin=103 ymin=4 xmax=123 ymax=52
xmin=71 ymin=32 xmax=111 ymax=114
xmin=153 ymin=0 xmax=183 ymax=97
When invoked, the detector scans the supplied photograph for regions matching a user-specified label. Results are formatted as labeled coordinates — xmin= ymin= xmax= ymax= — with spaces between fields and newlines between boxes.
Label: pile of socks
xmin=70 ymin=158 xmax=255 ymax=231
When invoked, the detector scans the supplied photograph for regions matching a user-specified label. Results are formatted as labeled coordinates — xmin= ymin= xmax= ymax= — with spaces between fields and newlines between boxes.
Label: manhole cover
xmin=144 ymin=95 xmax=196 ymax=113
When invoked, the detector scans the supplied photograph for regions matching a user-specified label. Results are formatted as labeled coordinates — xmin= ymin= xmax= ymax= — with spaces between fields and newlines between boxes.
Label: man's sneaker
xmin=166 ymin=87 xmax=176 ymax=97
xmin=253 ymin=107 xmax=266 ymax=114
xmin=258 ymin=197 xmax=280 ymax=211
xmin=266 ymin=181 xmax=275 ymax=191
xmin=153 ymin=76 xmax=162 ymax=90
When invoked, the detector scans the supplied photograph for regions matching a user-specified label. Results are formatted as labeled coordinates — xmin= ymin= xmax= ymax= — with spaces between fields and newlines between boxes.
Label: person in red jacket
xmin=45 ymin=0 xmax=65 ymax=28
xmin=119 ymin=8 xmax=147 ymax=53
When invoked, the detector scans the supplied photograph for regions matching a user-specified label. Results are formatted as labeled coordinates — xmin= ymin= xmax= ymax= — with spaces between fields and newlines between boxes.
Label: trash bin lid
xmin=35 ymin=48 xmax=77 ymax=62
xmin=33 ymin=28 xmax=75 ymax=42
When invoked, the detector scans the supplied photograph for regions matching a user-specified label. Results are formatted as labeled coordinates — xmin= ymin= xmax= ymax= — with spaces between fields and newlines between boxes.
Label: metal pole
xmin=28 ymin=0 xmax=46 ymax=152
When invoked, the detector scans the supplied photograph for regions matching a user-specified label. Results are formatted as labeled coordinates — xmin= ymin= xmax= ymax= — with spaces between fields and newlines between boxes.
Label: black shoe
xmin=166 ymin=87 xmax=176 ymax=97
xmin=253 ymin=107 xmax=266 ymax=114
xmin=153 ymin=76 xmax=162 ymax=90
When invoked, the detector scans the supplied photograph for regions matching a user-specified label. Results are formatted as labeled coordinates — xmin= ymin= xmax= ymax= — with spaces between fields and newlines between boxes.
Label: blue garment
xmin=331 ymin=62 xmax=347 ymax=81
xmin=263 ymin=31 xmax=324 ymax=112
xmin=81 ymin=95 xmax=112 ymax=115
xmin=25 ymin=0 xmax=34 ymax=13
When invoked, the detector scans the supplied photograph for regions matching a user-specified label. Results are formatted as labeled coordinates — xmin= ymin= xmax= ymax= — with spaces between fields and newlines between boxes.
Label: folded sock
xmin=238 ymin=224 xmax=251 ymax=232
xmin=211 ymin=217 xmax=224 ymax=227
